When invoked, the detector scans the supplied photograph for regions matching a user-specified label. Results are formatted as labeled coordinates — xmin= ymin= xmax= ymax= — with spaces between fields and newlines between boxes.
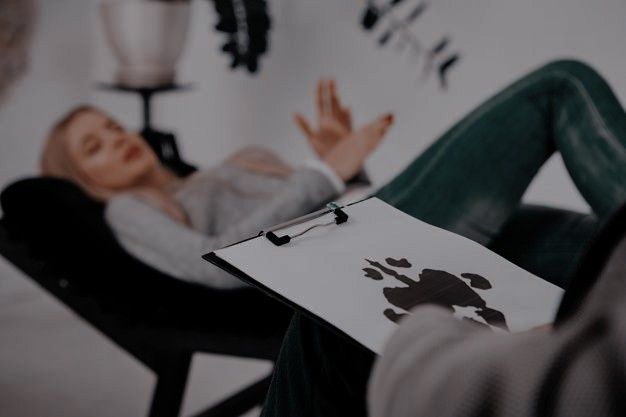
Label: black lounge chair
xmin=0 ymin=133 xmax=291 ymax=417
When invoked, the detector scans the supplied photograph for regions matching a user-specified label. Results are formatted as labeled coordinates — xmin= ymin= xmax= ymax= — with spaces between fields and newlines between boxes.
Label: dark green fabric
xmin=488 ymin=204 xmax=598 ymax=288
xmin=260 ymin=208 xmax=598 ymax=417
xmin=261 ymin=60 xmax=626 ymax=417
xmin=376 ymin=60 xmax=625 ymax=246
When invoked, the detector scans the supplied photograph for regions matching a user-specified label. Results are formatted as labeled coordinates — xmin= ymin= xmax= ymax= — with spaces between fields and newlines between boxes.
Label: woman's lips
xmin=124 ymin=145 xmax=142 ymax=162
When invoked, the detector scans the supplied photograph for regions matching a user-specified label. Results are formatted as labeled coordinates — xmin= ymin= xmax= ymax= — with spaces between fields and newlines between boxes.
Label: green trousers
xmin=261 ymin=60 xmax=626 ymax=417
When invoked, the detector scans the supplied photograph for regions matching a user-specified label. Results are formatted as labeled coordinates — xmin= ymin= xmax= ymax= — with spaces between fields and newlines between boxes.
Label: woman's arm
xmin=105 ymin=98 xmax=392 ymax=288
xmin=294 ymin=78 xmax=392 ymax=185
xmin=105 ymin=166 xmax=340 ymax=289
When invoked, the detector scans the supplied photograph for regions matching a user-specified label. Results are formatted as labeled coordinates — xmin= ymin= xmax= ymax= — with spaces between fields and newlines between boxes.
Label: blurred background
xmin=2 ymin=0 xmax=626 ymax=416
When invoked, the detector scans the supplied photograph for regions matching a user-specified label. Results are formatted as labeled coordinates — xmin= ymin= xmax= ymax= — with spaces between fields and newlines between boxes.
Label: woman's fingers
xmin=316 ymin=79 xmax=324 ymax=119
xmin=329 ymin=79 xmax=342 ymax=117
xmin=316 ymin=78 xmax=332 ymax=120
xmin=330 ymin=80 xmax=354 ymax=131
xmin=323 ymin=113 xmax=394 ymax=181
xmin=360 ymin=113 xmax=394 ymax=135
xmin=320 ymin=115 xmax=350 ymax=136
xmin=293 ymin=113 xmax=314 ymax=139
xmin=315 ymin=78 xmax=352 ymax=132
xmin=339 ymin=106 xmax=353 ymax=131
xmin=357 ymin=113 xmax=394 ymax=151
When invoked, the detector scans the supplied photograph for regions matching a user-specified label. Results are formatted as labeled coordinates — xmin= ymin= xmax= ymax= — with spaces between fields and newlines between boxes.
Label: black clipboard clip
xmin=264 ymin=202 xmax=349 ymax=246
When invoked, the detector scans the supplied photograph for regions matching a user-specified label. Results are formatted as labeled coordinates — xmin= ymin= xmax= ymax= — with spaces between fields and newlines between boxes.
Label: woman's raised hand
xmin=294 ymin=78 xmax=394 ymax=181
xmin=323 ymin=113 xmax=394 ymax=181
xmin=294 ymin=78 xmax=353 ymax=158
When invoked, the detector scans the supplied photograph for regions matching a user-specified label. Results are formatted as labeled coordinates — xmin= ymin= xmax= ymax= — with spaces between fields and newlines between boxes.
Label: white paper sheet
xmin=212 ymin=198 xmax=563 ymax=354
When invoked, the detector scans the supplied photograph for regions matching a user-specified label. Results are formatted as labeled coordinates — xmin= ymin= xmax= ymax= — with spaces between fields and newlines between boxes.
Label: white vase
xmin=99 ymin=0 xmax=190 ymax=87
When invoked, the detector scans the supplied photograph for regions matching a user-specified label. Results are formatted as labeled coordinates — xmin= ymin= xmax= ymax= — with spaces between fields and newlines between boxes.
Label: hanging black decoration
xmin=361 ymin=0 xmax=462 ymax=89
xmin=209 ymin=0 xmax=272 ymax=74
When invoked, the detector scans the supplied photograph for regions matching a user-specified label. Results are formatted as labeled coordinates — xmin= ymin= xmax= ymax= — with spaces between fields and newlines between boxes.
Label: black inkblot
xmin=461 ymin=273 xmax=492 ymax=290
xmin=462 ymin=316 xmax=490 ymax=328
xmin=363 ymin=258 xmax=509 ymax=330
xmin=363 ymin=268 xmax=384 ymax=281
xmin=385 ymin=257 xmax=412 ymax=268
xmin=384 ymin=308 xmax=407 ymax=323
xmin=366 ymin=259 xmax=414 ymax=285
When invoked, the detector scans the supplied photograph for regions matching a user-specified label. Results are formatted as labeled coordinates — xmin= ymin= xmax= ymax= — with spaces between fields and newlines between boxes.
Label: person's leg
xmin=260 ymin=206 xmax=599 ymax=417
xmin=488 ymin=204 xmax=599 ymax=288
xmin=262 ymin=60 xmax=626 ymax=417
xmin=376 ymin=59 xmax=626 ymax=245
xmin=262 ymin=314 xmax=375 ymax=417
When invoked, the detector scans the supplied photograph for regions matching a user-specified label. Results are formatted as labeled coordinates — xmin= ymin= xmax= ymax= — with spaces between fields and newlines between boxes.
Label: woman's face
xmin=64 ymin=110 xmax=159 ymax=189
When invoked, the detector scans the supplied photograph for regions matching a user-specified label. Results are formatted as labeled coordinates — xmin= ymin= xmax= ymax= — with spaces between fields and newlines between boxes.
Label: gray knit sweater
xmin=105 ymin=161 xmax=342 ymax=289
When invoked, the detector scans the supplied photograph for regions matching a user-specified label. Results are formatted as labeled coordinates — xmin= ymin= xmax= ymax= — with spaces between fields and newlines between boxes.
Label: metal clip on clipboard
xmin=264 ymin=202 xmax=349 ymax=246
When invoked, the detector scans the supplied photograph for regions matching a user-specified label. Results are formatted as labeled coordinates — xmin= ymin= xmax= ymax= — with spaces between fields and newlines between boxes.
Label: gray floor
xmin=0 ymin=258 xmax=270 ymax=417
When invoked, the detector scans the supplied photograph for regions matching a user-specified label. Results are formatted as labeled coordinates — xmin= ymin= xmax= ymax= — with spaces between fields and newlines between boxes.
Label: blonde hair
xmin=41 ymin=105 xmax=112 ymax=200
xmin=41 ymin=105 xmax=295 ymax=226
xmin=40 ymin=105 xmax=191 ymax=224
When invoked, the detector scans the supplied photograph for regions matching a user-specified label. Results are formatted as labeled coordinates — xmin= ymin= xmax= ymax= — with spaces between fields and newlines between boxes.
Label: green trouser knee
xmin=375 ymin=59 xmax=626 ymax=285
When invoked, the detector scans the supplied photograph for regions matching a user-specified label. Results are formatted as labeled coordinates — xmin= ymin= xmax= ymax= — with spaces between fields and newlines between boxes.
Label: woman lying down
xmin=40 ymin=79 xmax=393 ymax=289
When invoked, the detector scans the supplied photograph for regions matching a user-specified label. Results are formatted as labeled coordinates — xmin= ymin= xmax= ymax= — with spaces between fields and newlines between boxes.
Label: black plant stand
xmin=97 ymin=83 xmax=196 ymax=177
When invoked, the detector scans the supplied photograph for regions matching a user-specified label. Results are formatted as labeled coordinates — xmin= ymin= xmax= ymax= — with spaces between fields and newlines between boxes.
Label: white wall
xmin=87 ymin=0 xmax=626 ymax=213
xmin=0 ymin=0 xmax=98 ymax=319
xmin=0 ymin=0 xmax=95 ymax=302
xmin=0 ymin=0 xmax=96 ymax=192
xmin=2 ymin=0 xmax=626 ymax=208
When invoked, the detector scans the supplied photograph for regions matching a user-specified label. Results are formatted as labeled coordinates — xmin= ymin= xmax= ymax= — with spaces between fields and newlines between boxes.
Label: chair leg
xmin=192 ymin=373 xmax=272 ymax=417
xmin=148 ymin=352 xmax=193 ymax=417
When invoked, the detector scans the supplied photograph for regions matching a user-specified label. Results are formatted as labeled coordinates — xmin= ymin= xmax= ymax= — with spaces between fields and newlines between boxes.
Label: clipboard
xmin=202 ymin=197 xmax=375 ymax=352
xmin=202 ymin=197 xmax=564 ymax=354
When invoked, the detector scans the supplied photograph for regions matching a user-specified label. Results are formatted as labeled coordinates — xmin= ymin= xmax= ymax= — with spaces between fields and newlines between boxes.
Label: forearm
xmin=106 ymin=194 xmax=249 ymax=289
xmin=218 ymin=166 xmax=341 ymax=241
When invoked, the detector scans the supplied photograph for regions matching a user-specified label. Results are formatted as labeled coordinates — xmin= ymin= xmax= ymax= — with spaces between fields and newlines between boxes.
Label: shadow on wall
xmin=0 ymin=0 xmax=36 ymax=106
xmin=360 ymin=0 xmax=461 ymax=89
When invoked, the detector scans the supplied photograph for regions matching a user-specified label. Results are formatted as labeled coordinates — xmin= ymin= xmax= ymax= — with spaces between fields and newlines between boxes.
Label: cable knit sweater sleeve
xmin=105 ymin=167 xmax=340 ymax=289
